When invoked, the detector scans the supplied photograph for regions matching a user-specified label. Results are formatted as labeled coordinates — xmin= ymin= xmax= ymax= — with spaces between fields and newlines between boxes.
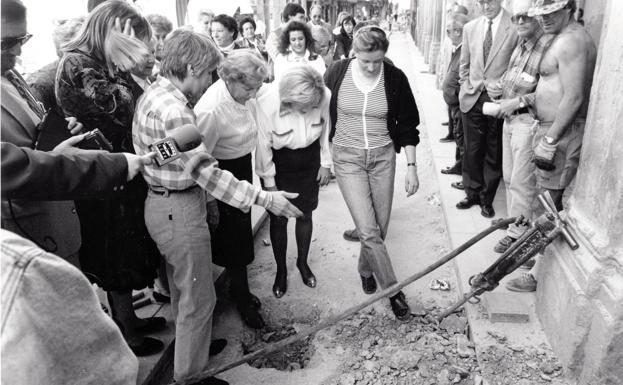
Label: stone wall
xmin=535 ymin=0 xmax=623 ymax=383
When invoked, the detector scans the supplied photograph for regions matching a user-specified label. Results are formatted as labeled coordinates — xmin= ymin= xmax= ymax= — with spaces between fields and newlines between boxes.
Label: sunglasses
xmin=511 ymin=13 xmax=535 ymax=23
xmin=1 ymin=34 xmax=32 ymax=51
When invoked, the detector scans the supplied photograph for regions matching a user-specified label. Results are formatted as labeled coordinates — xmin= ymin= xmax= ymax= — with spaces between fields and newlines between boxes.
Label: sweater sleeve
xmin=393 ymin=68 xmax=420 ymax=148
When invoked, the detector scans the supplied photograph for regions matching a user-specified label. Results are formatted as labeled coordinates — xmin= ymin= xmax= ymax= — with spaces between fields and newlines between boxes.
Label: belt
xmin=149 ymin=185 xmax=198 ymax=196
xmin=512 ymin=107 xmax=530 ymax=116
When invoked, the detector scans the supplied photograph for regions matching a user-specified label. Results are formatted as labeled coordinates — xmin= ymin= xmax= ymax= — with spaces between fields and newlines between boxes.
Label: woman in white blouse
xmin=273 ymin=21 xmax=325 ymax=81
xmin=194 ymin=50 xmax=267 ymax=329
xmin=255 ymin=65 xmax=332 ymax=298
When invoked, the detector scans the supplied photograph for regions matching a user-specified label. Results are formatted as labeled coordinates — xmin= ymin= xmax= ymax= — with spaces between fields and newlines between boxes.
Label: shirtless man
xmin=506 ymin=0 xmax=596 ymax=293
xmin=529 ymin=0 xmax=596 ymax=210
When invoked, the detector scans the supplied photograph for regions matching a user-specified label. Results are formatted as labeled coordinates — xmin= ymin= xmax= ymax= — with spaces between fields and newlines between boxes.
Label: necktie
xmin=4 ymin=69 xmax=45 ymax=119
xmin=483 ymin=20 xmax=493 ymax=63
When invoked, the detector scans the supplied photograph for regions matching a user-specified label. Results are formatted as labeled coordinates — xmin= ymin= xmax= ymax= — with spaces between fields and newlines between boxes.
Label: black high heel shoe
xmin=297 ymin=262 xmax=316 ymax=288
xmin=272 ymin=271 xmax=287 ymax=298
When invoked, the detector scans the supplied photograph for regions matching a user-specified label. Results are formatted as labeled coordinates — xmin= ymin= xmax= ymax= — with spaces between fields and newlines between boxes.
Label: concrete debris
xmin=439 ymin=314 xmax=468 ymax=334
xmin=426 ymin=193 xmax=442 ymax=206
xmin=456 ymin=334 xmax=475 ymax=358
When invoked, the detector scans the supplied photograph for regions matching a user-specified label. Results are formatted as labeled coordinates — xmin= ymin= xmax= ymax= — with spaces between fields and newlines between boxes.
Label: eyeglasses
xmin=477 ymin=0 xmax=496 ymax=6
xmin=446 ymin=28 xmax=461 ymax=35
xmin=1 ymin=34 xmax=32 ymax=51
xmin=511 ymin=13 xmax=535 ymax=24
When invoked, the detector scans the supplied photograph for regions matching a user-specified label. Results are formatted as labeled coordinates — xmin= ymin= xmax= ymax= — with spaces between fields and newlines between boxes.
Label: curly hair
xmin=238 ymin=16 xmax=256 ymax=34
xmin=278 ymin=21 xmax=317 ymax=58
xmin=212 ymin=14 xmax=238 ymax=40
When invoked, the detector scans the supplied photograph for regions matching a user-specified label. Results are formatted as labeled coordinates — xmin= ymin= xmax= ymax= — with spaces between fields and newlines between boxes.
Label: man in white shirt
xmin=307 ymin=5 xmax=332 ymax=35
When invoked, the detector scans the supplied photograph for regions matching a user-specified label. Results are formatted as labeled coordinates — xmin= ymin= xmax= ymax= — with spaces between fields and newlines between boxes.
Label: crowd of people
xmin=1 ymin=0 xmax=598 ymax=384
xmin=437 ymin=0 xmax=595 ymax=292
xmin=1 ymin=1 xmax=419 ymax=385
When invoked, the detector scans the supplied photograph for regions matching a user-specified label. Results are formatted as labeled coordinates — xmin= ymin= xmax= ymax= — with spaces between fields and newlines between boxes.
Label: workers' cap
xmin=528 ymin=0 xmax=569 ymax=17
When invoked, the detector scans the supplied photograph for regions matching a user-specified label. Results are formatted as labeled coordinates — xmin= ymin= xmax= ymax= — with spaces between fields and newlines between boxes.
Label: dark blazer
xmin=1 ymin=75 xmax=81 ymax=257
xmin=442 ymin=46 xmax=462 ymax=107
xmin=333 ymin=32 xmax=353 ymax=60
xmin=1 ymin=143 xmax=128 ymax=201
xmin=324 ymin=58 xmax=420 ymax=153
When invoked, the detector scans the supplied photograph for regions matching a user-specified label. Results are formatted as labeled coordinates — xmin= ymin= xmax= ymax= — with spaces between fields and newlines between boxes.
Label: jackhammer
xmin=171 ymin=192 xmax=579 ymax=384
xmin=436 ymin=191 xmax=579 ymax=320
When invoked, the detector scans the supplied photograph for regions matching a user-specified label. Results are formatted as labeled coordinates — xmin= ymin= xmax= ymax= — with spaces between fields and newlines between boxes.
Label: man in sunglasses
xmin=1 ymin=0 xmax=86 ymax=267
xmin=456 ymin=0 xmax=519 ymax=219
xmin=505 ymin=0 xmax=596 ymax=292
xmin=487 ymin=0 xmax=554 ymax=255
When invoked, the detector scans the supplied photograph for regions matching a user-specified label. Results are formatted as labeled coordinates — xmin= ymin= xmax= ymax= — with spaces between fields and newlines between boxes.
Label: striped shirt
xmin=333 ymin=63 xmax=390 ymax=149
xmin=132 ymin=76 xmax=270 ymax=212
xmin=500 ymin=31 xmax=553 ymax=107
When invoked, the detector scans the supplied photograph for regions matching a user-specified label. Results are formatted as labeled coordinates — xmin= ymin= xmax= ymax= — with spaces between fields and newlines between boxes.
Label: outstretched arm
xmin=1 ymin=142 xmax=129 ymax=200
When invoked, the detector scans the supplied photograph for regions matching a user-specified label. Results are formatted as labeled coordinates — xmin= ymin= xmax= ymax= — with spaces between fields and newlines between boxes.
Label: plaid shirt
xmin=500 ymin=31 xmax=553 ymax=106
xmin=132 ymin=76 xmax=270 ymax=212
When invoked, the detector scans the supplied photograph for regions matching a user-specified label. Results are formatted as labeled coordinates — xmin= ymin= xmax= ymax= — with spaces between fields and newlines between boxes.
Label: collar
xmin=487 ymin=10 xmax=503 ymax=26
xmin=288 ymin=49 xmax=311 ymax=60
xmin=453 ymin=43 xmax=462 ymax=53
xmin=220 ymin=41 xmax=236 ymax=54
xmin=520 ymin=29 xmax=544 ymax=51
xmin=154 ymin=76 xmax=190 ymax=106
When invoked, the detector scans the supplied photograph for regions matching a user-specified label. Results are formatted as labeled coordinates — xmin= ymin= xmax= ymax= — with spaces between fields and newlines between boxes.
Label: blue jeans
xmin=144 ymin=187 xmax=216 ymax=382
xmin=333 ymin=143 xmax=399 ymax=292
xmin=0 ymin=229 xmax=138 ymax=385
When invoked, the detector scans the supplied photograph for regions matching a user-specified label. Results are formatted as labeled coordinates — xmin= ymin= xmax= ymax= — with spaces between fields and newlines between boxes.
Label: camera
xmin=78 ymin=129 xmax=113 ymax=152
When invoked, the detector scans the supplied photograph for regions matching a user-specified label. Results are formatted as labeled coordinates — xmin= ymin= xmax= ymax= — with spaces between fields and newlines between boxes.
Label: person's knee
xmin=297 ymin=211 xmax=312 ymax=222
xmin=270 ymin=214 xmax=288 ymax=229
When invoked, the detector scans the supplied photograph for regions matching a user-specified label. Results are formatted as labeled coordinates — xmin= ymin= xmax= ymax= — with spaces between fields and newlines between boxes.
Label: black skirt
xmin=272 ymin=139 xmax=321 ymax=213
xmin=210 ymin=153 xmax=255 ymax=268
xmin=77 ymin=176 xmax=160 ymax=292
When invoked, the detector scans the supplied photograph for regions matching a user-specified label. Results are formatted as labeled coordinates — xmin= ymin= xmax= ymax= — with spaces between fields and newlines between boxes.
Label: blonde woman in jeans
xmin=324 ymin=26 xmax=420 ymax=320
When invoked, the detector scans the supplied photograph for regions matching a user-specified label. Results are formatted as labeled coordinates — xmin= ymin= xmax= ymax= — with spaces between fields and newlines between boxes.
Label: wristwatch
xmin=544 ymin=135 xmax=556 ymax=145
xmin=518 ymin=97 xmax=526 ymax=109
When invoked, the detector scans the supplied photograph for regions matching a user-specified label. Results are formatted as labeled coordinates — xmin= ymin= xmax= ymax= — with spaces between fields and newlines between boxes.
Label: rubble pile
xmin=321 ymin=307 xmax=478 ymax=385
xmin=478 ymin=331 xmax=565 ymax=385
xmin=242 ymin=325 xmax=315 ymax=371
xmin=318 ymin=307 xmax=565 ymax=385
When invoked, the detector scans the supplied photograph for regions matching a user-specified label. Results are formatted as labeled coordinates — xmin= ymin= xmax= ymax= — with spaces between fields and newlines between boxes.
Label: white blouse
xmin=273 ymin=50 xmax=326 ymax=81
xmin=194 ymin=79 xmax=258 ymax=160
xmin=254 ymin=83 xmax=333 ymax=188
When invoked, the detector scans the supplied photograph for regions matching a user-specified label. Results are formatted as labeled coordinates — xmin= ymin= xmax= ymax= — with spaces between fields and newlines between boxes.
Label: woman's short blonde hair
xmin=278 ymin=64 xmax=325 ymax=113
xmin=352 ymin=26 xmax=389 ymax=53
xmin=160 ymin=29 xmax=222 ymax=81
xmin=217 ymin=50 xmax=267 ymax=86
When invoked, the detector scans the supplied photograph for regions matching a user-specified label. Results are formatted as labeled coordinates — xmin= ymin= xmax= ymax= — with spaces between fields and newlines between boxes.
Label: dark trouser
xmin=461 ymin=92 xmax=503 ymax=205
xmin=446 ymin=105 xmax=455 ymax=138
xmin=450 ymin=104 xmax=464 ymax=168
